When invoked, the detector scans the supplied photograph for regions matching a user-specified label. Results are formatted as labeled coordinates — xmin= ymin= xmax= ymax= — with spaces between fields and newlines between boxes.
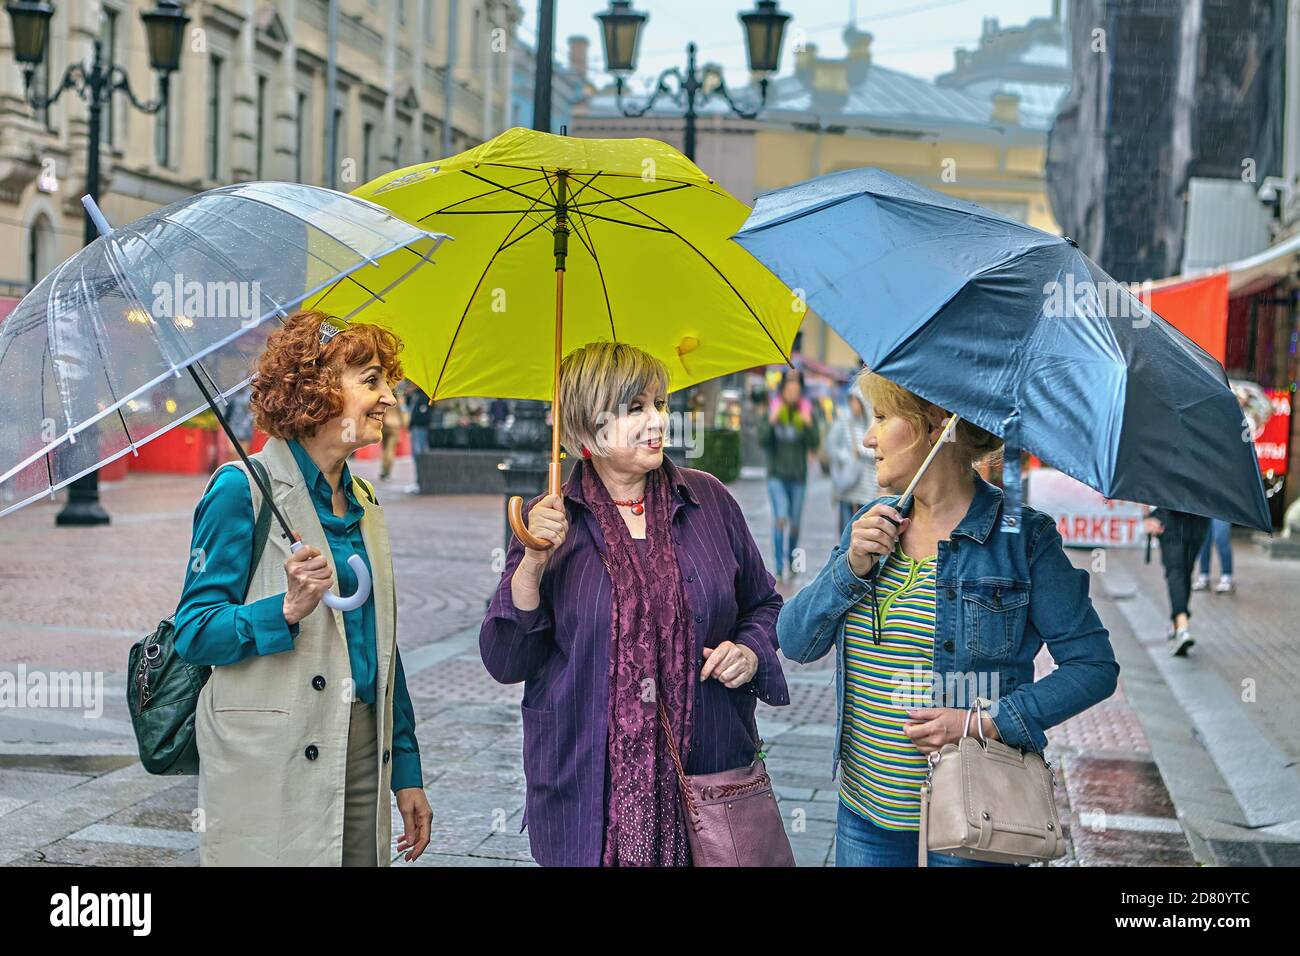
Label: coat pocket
xmin=519 ymin=703 xmax=557 ymax=838
xmin=961 ymin=579 xmax=1029 ymax=660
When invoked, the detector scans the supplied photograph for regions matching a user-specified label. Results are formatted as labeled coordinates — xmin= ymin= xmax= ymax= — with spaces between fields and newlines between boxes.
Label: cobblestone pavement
xmin=4 ymin=453 xmax=1294 ymax=866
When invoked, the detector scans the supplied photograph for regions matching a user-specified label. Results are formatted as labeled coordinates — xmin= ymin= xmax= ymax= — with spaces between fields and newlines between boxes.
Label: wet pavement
xmin=1 ymin=454 xmax=1296 ymax=866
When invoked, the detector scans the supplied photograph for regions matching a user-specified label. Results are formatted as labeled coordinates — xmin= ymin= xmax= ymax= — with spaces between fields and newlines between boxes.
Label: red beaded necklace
xmin=610 ymin=496 xmax=645 ymax=515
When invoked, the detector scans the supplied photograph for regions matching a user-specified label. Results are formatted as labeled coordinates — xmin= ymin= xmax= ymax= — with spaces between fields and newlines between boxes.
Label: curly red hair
xmin=251 ymin=310 xmax=404 ymax=441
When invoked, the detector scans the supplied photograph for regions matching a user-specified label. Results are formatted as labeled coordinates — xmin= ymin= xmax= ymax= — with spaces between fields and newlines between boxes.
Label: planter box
xmin=98 ymin=455 xmax=131 ymax=482
xmin=131 ymin=427 xmax=220 ymax=474
xmin=353 ymin=429 xmax=411 ymax=461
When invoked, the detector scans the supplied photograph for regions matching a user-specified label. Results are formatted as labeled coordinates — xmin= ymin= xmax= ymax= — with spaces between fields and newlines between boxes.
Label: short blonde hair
xmin=558 ymin=341 xmax=670 ymax=458
xmin=858 ymin=370 xmax=1002 ymax=469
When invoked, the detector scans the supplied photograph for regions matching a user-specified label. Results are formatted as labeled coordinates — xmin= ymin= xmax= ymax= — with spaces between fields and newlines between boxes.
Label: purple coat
xmin=480 ymin=456 xmax=790 ymax=866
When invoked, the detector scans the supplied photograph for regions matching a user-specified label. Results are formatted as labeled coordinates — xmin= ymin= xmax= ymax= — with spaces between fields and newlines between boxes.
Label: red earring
xmin=581 ymin=447 xmax=592 ymax=459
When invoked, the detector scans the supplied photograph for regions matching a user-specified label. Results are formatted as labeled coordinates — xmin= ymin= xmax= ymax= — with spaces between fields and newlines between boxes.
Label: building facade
xmin=0 ymin=0 xmax=520 ymax=296
xmin=574 ymin=14 xmax=1070 ymax=372
xmin=510 ymin=32 xmax=592 ymax=134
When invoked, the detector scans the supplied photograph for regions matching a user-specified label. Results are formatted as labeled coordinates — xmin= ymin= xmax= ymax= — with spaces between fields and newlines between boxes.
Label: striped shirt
xmin=839 ymin=545 xmax=937 ymax=830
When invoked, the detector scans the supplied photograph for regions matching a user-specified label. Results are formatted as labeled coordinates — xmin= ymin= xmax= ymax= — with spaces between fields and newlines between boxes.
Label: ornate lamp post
xmin=594 ymin=1 xmax=791 ymax=436
xmin=5 ymin=0 xmax=189 ymax=525
xmin=594 ymin=0 xmax=791 ymax=162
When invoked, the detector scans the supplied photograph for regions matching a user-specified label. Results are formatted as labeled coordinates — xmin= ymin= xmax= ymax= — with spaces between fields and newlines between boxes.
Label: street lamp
xmin=595 ymin=0 xmax=791 ymax=162
xmin=5 ymin=0 xmax=189 ymax=526
xmin=595 ymin=1 xmax=790 ymax=430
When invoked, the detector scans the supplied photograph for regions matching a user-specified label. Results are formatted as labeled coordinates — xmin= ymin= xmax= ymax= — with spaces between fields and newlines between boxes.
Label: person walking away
xmin=1144 ymin=508 xmax=1210 ymax=656
xmin=759 ymin=370 xmax=820 ymax=582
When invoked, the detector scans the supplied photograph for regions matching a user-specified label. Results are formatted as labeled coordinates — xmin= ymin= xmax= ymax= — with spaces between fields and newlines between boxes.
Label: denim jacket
xmin=777 ymin=475 xmax=1119 ymax=775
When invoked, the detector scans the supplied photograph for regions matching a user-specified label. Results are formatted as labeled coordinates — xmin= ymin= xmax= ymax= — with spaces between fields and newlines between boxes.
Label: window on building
xmin=206 ymin=55 xmax=224 ymax=181
xmin=295 ymin=91 xmax=309 ymax=183
xmin=424 ymin=0 xmax=435 ymax=43
xmin=473 ymin=6 xmax=482 ymax=70
xmin=33 ymin=39 xmax=54 ymax=131
xmin=101 ymin=7 xmax=119 ymax=147
xmin=330 ymin=106 xmax=344 ymax=184
xmin=394 ymin=134 xmax=403 ymax=170
xmin=27 ymin=214 xmax=55 ymax=287
xmin=255 ymin=75 xmax=268 ymax=179
xmin=363 ymin=121 xmax=374 ymax=181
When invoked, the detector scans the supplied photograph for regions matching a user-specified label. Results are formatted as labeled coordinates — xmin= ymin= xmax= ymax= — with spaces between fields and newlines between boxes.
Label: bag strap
xmin=658 ymin=702 xmax=700 ymax=828
xmin=353 ymin=474 xmax=378 ymax=506
xmin=243 ymin=457 xmax=274 ymax=602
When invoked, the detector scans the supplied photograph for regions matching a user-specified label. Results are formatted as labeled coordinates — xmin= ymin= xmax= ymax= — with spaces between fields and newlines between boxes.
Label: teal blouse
xmin=174 ymin=440 xmax=422 ymax=793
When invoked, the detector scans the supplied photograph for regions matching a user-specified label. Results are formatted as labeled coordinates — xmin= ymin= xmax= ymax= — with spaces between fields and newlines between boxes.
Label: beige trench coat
xmin=195 ymin=438 xmax=398 ymax=866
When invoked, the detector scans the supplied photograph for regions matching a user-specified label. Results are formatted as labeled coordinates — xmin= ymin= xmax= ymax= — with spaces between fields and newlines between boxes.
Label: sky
xmin=517 ymin=0 xmax=1062 ymax=90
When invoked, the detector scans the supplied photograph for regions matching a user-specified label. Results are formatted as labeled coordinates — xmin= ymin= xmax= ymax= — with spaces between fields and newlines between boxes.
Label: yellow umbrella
xmin=310 ymin=127 xmax=800 ymax=548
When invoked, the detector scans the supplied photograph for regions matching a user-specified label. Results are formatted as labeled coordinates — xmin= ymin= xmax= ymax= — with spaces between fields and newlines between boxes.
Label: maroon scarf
xmin=582 ymin=460 xmax=696 ymax=867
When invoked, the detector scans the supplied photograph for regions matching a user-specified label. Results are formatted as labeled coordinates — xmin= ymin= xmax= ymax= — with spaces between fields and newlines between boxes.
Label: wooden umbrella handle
xmin=507 ymin=460 xmax=564 ymax=551
xmin=508 ymin=496 xmax=550 ymax=551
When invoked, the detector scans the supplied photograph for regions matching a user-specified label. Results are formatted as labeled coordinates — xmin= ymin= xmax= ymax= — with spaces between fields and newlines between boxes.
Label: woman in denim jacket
xmin=778 ymin=373 xmax=1119 ymax=867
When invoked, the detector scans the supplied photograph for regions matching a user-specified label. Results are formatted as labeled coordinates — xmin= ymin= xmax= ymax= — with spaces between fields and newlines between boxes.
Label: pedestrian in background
xmin=480 ymin=341 xmax=788 ymax=866
xmin=174 ymin=310 xmax=429 ymax=866
xmin=1193 ymin=518 xmax=1234 ymax=594
xmin=779 ymin=371 xmax=1118 ymax=867
xmin=828 ymin=383 xmax=879 ymax=528
xmin=1144 ymin=508 xmax=1211 ymax=656
xmin=404 ymin=382 xmax=432 ymax=459
xmin=379 ymin=395 xmax=408 ymax=482
xmin=760 ymin=369 xmax=820 ymax=582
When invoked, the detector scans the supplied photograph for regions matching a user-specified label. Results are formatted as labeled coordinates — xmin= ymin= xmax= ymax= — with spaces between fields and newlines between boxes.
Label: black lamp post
xmin=595 ymin=0 xmax=790 ymax=431
xmin=595 ymin=0 xmax=791 ymax=162
xmin=5 ymin=0 xmax=189 ymax=526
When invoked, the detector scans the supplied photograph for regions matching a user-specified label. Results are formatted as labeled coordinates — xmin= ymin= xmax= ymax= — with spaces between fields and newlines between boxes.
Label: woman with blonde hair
xmin=175 ymin=310 xmax=430 ymax=866
xmin=779 ymin=371 xmax=1118 ymax=867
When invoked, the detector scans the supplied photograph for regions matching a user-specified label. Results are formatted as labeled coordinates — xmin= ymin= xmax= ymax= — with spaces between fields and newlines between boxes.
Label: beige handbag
xmin=917 ymin=698 xmax=1066 ymax=867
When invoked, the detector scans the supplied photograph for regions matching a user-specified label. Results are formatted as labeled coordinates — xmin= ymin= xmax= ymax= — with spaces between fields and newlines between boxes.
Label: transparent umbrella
xmin=0 ymin=181 xmax=448 ymax=608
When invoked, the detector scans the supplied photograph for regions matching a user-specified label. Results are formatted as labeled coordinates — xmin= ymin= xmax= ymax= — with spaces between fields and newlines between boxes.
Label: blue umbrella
xmin=733 ymin=167 xmax=1270 ymax=531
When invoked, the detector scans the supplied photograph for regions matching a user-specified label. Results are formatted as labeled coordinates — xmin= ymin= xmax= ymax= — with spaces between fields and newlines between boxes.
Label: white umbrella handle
xmin=289 ymin=539 xmax=372 ymax=611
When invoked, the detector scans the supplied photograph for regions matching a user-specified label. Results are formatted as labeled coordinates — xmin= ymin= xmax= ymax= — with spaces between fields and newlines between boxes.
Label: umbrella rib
xmin=559 ymin=210 xmax=670 ymax=233
xmin=478 ymin=162 xmax=709 ymax=188
xmin=453 ymin=169 xmax=558 ymax=214
xmin=568 ymin=203 xmax=617 ymax=342
xmin=429 ymin=203 xmax=551 ymax=400
xmin=430 ymin=173 xmax=552 ymax=214
xmin=42 ymin=249 xmax=86 ymax=436
xmin=581 ymin=178 xmax=791 ymax=365
xmin=152 ymin=209 xmax=381 ymax=310
xmin=566 ymin=183 xmax=693 ymax=219
xmin=98 ymin=233 xmax=232 ymax=409
xmin=498 ymin=212 xmax=558 ymax=254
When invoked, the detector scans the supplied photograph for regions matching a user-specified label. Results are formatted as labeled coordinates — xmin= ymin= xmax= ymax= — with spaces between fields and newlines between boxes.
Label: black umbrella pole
xmin=185 ymin=365 xmax=295 ymax=542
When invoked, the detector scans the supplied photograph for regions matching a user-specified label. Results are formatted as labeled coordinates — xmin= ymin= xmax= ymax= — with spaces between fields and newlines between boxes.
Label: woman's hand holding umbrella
xmin=847 ymin=503 xmax=909 ymax=578
xmin=511 ymin=494 xmax=569 ymax=612
xmin=282 ymin=533 xmax=334 ymax=625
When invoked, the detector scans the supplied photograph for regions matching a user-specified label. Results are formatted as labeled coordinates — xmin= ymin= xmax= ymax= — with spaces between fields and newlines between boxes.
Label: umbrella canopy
xmin=733 ymin=167 xmax=1270 ymax=531
xmin=310 ymin=127 xmax=799 ymax=401
xmin=312 ymin=127 xmax=801 ymax=549
xmin=0 ymin=182 xmax=445 ymax=520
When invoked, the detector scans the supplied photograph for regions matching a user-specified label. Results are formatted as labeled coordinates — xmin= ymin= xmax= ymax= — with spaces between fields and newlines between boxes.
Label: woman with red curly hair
xmin=174 ymin=310 xmax=431 ymax=866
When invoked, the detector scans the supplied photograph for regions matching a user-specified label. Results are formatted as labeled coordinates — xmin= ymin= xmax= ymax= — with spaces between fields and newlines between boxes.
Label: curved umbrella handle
xmin=290 ymin=539 xmax=373 ymax=611
xmin=508 ymin=495 xmax=553 ymax=551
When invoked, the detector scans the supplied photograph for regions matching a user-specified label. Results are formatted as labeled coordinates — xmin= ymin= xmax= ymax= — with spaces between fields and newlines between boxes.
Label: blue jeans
xmin=767 ymin=477 xmax=806 ymax=575
xmin=1197 ymin=518 xmax=1233 ymax=576
xmin=409 ymin=426 xmax=428 ymax=457
xmin=835 ymin=801 xmax=1014 ymax=868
